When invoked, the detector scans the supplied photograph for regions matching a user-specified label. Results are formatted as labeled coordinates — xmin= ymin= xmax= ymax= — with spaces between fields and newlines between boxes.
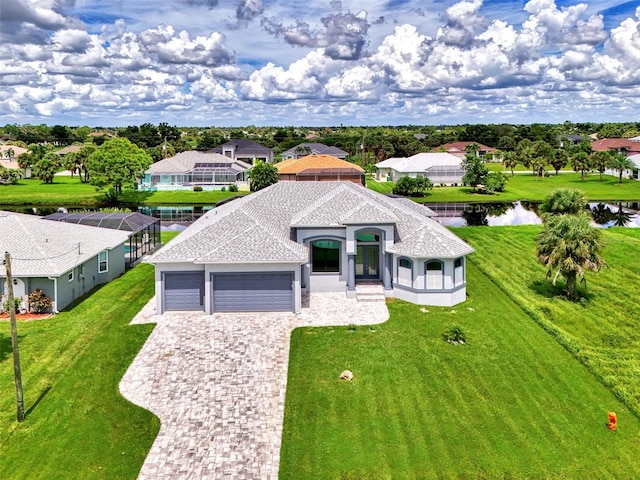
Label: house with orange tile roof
xmin=275 ymin=154 xmax=365 ymax=185
xmin=590 ymin=138 xmax=640 ymax=156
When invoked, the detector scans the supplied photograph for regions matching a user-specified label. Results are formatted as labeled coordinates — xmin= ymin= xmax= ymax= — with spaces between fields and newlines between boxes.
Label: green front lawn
xmin=280 ymin=229 xmax=640 ymax=479
xmin=0 ymin=176 xmax=243 ymax=207
xmin=374 ymin=173 xmax=640 ymax=203
xmin=0 ymin=264 xmax=159 ymax=480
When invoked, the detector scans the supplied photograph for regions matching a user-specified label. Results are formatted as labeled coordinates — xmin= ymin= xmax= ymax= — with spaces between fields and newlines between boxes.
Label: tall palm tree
xmin=537 ymin=213 xmax=607 ymax=301
xmin=607 ymin=153 xmax=635 ymax=184
xmin=571 ymin=151 xmax=591 ymax=180
xmin=591 ymin=151 xmax=612 ymax=181
xmin=502 ymin=151 xmax=518 ymax=177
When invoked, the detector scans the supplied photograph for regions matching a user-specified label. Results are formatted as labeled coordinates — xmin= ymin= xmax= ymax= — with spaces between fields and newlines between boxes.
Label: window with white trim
xmin=68 ymin=270 xmax=74 ymax=282
xmin=454 ymin=258 xmax=464 ymax=286
xmin=425 ymin=261 xmax=444 ymax=290
xmin=397 ymin=258 xmax=413 ymax=287
xmin=98 ymin=251 xmax=108 ymax=273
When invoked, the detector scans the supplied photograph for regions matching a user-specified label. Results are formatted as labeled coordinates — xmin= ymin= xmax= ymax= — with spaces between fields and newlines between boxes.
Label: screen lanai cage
xmin=44 ymin=212 xmax=161 ymax=267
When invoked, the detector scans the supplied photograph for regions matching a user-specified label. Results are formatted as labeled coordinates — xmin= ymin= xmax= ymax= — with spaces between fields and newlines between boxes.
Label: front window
xmin=454 ymin=258 xmax=464 ymax=286
xmin=98 ymin=251 xmax=108 ymax=273
xmin=425 ymin=261 xmax=443 ymax=290
xmin=311 ymin=240 xmax=340 ymax=273
xmin=68 ymin=271 xmax=74 ymax=282
xmin=398 ymin=258 xmax=413 ymax=287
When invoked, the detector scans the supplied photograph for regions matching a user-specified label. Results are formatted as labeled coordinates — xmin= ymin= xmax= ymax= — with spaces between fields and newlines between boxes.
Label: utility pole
xmin=4 ymin=252 xmax=25 ymax=422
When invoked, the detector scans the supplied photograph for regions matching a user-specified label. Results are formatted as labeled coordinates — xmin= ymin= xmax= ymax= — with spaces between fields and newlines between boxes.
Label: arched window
xmin=425 ymin=260 xmax=443 ymax=290
xmin=311 ymin=240 xmax=341 ymax=273
xmin=454 ymin=258 xmax=464 ymax=286
xmin=398 ymin=258 xmax=413 ymax=287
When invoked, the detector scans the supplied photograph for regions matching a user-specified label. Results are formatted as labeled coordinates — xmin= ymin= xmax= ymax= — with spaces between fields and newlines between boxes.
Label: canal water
xmin=3 ymin=201 xmax=640 ymax=229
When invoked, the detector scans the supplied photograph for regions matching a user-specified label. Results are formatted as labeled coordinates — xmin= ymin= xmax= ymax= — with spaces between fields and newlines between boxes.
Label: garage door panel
xmin=164 ymin=272 xmax=204 ymax=311
xmin=212 ymin=273 xmax=293 ymax=312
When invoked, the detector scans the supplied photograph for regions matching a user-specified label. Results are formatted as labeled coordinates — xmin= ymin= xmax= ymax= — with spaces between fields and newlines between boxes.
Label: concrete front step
xmin=355 ymin=284 xmax=386 ymax=303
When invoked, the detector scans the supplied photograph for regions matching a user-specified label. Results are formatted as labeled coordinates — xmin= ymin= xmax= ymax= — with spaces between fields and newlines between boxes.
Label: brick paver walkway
xmin=120 ymin=292 xmax=388 ymax=479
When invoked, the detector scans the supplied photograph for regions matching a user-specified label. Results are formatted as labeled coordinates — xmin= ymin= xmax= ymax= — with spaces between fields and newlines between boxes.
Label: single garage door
xmin=212 ymin=272 xmax=294 ymax=312
xmin=164 ymin=272 xmax=205 ymax=311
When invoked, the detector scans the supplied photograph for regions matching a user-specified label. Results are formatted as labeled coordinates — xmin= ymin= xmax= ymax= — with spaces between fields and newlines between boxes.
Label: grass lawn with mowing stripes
xmin=0 ymin=264 xmax=159 ymax=480
xmin=280 ymin=259 xmax=640 ymax=479
xmin=454 ymin=226 xmax=640 ymax=418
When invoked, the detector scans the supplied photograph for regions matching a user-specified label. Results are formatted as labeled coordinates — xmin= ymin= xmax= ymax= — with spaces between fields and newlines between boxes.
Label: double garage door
xmin=163 ymin=271 xmax=294 ymax=313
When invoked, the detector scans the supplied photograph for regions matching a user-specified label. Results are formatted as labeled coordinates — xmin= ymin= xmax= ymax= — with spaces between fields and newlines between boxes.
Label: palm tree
xmin=502 ymin=151 xmax=518 ymax=177
xmin=537 ymin=213 xmax=607 ymax=301
xmin=607 ymin=153 xmax=635 ymax=184
xmin=571 ymin=151 xmax=591 ymax=180
xmin=4 ymin=147 xmax=15 ymax=160
xmin=591 ymin=151 xmax=612 ymax=181
xmin=539 ymin=188 xmax=587 ymax=217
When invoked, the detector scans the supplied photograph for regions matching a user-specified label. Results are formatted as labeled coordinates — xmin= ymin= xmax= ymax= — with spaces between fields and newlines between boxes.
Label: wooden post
xmin=4 ymin=252 xmax=25 ymax=422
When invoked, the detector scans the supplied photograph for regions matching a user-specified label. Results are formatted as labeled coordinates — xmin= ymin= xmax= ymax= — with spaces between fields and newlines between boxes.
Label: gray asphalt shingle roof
xmin=0 ymin=211 xmax=130 ymax=277
xmin=149 ymin=182 xmax=473 ymax=264
xmin=146 ymin=151 xmax=249 ymax=174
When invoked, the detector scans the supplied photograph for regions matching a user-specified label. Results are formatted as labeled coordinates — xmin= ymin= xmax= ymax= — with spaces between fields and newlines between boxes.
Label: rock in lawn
xmin=340 ymin=370 xmax=354 ymax=381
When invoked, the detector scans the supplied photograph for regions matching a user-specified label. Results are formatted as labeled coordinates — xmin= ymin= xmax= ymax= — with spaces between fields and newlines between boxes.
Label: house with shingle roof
xmin=148 ymin=181 xmax=474 ymax=314
xmin=275 ymin=154 xmax=365 ymax=185
xmin=280 ymin=143 xmax=348 ymax=160
xmin=430 ymin=142 xmax=502 ymax=162
xmin=0 ymin=211 xmax=129 ymax=313
xmin=591 ymin=138 xmax=640 ymax=156
xmin=375 ymin=152 xmax=465 ymax=186
xmin=207 ymin=139 xmax=274 ymax=165
xmin=140 ymin=151 xmax=250 ymax=190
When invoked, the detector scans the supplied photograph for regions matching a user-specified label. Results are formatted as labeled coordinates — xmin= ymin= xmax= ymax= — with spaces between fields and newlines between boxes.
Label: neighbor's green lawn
xmin=0 ymin=264 xmax=159 ymax=480
xmin=454 ymin=226 xmax=640 ymax=418
xmin=0 ymin=176 xmax=242 ymax=207
xmin=371 ymin=173 xmax=640 ymax=203
xmin=280 ymin=240 xmax=640 ymax=478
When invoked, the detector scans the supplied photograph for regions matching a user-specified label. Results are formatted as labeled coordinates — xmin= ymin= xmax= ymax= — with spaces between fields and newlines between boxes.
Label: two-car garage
xmin=162 ymin=271 xmax=295 ymax=313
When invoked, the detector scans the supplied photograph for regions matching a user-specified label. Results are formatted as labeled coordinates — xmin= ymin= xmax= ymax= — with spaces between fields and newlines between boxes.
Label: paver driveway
xmin=120 ymin=310 xmax=296 ymax=479
xmin=120 ymin=291 xmax=388 ymax=479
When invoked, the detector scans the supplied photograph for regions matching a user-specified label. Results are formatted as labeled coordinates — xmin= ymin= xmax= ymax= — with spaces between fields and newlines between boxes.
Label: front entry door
xmin=356 ymin=245 xmax=379 ymax=279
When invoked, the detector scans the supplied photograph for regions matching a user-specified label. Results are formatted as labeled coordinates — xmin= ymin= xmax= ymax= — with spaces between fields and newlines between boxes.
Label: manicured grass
xmin=0 ymin=264 xmax=159 ymax=479
xmin=0 ymin=176 xmax=243 ymax=207
xmin=280 ymin=258 xmax=640 ymax=478
xmin=454 ymin=226 xmax=640 ymax=418
xmin=365 ymin=179 xmax=394 ymax=194
xmin=373 ymin=173 xmax=640 ymax=204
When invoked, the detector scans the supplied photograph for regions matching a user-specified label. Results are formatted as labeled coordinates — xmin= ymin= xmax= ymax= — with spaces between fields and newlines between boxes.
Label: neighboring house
xmin=605 ymin=153 xmax=640 ymax=180
xmin=430 ymin=142 xmax=502 ymax=162
xmin=148 ymin=181 xmax=474 ymax=314
xmin=375 ymin=152 xmax=465 ymax=185
xmin=44 ymin=211 xmax=161 ymax=267
xmin=562 ymin=134 xmax=587 ymax=146
xmin=55 ymin=145 xmax=83 ymax=156
xmin=275 ymin=154 xmax=365 ymax=185
xmin=0 ymin=211 xmax=129 ymax=313
xmin=281 ymin=143 xmax=348 ymax=160
xmin=208 ymin=139 xmax=274 ymax=165
xmin=140 ymin=151 xmax=250 ymax=191
xmin=0 ymin=145 xmax=30 ymax=178
xmin=591 ymin=138 xmax=640 ymax=156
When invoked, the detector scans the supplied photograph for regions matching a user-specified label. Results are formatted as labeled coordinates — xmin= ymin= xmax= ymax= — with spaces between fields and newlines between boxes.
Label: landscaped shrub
xmin=443 ymin=325 xmax=467 ymax=345
xmin=28 ymin=289 xmax=52 ymax=313
xmin=192 ymin=185 xmax=203 ymax=192
xmin=2 ymin=297 xmax=21 ymax=314
xmin=228 ymin=184 xmax=238 ymax=192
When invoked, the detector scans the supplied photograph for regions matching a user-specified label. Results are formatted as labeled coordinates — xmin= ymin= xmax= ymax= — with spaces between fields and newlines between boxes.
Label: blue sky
xmin=0 ymin=0 xmax=639 ymax=127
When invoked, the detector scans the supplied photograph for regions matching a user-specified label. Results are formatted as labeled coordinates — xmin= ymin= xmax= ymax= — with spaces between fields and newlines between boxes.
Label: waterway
xmin=3 ymin=201 xmax=640 ymax=229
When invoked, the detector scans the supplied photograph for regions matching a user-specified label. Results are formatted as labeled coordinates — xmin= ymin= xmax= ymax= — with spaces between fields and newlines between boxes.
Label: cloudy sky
xmin=1 ymin=0 xmax=639 ymax=127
